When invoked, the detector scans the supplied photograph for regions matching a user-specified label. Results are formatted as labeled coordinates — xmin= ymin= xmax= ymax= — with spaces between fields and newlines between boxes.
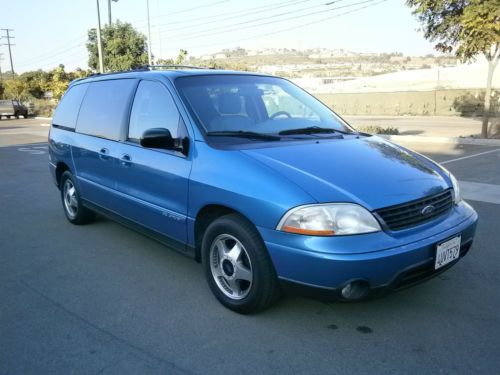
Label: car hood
xmin=242 ymin=136 xmax=449 ymax=210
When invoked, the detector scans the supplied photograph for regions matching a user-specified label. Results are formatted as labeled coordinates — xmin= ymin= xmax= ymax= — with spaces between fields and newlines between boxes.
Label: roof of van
xmin=70 ymin=68 xmax=272 ymax=86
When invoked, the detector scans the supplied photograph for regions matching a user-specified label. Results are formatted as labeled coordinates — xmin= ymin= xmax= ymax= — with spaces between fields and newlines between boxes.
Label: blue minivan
xmin=49 ymin=67 xmax=478 ymax=313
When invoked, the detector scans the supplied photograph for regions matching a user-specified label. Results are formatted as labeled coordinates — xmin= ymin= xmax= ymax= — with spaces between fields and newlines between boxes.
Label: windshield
xmin=174 ymin=75 xmax=353 ymax=137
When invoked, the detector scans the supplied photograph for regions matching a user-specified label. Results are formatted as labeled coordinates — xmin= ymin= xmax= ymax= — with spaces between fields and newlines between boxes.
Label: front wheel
xmin=202 ymin=214 xmax=280 ymax=313
xmin=60 ymin=171 xmax=95 ymax=225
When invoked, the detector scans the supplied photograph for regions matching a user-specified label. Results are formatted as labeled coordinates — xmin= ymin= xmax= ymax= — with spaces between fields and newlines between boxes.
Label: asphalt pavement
xmin=1 ymin=118 xmax=499 ymax=374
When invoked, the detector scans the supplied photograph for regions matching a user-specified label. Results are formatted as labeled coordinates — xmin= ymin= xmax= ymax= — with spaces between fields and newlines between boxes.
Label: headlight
xmin=277 ymin=203 xmax=381 ymax=236
xmin=449 ymin=172 xmax=461 ymax=204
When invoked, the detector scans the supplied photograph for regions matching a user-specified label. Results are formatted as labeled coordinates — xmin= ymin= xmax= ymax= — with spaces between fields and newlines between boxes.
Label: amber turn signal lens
xmin=282 ymin=226 xmax=335 ymax=236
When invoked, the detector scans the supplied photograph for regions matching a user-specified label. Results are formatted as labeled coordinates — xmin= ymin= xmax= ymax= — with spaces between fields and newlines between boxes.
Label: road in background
xmin=1 ymin=118 xmax=499 ymax=374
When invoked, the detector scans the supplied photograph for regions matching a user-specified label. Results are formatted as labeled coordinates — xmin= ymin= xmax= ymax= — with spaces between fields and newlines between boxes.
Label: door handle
xmin=98 ymin=148 xmax=110 ymax=160
xmin=120 ymin=154 xmax=132 ymax=167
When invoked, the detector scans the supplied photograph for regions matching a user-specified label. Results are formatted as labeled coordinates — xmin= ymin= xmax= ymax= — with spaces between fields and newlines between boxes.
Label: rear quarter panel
xmin=48 ymin=127 xmax=78 ymax=186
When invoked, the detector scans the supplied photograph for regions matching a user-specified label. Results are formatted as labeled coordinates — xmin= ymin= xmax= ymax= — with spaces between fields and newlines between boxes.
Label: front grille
xmin=375 ymin=189 xmax=453 ymax=231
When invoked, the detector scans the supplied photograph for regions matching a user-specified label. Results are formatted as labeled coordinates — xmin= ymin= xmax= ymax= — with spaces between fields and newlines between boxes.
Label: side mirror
xmin=140 ymin=128 xmax=176 ymax=149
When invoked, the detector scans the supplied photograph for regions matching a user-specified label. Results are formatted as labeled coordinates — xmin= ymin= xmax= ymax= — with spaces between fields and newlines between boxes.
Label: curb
xmin=34 ymin=117 xmax=52 ymax=120
xmin=379 ymin=134 xmax=500 ymax=147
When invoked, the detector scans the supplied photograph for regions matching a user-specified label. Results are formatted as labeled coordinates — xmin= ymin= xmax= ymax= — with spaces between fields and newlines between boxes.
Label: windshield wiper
xmin=279 ymin=126 xmax=351 ymax=136
xmin=206 ymin=131 xmax=280 ymax=141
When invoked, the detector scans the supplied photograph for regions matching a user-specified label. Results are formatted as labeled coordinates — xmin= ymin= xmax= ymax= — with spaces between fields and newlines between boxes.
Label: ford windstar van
xmin=49 ymin=67 xmax=478 ymax=313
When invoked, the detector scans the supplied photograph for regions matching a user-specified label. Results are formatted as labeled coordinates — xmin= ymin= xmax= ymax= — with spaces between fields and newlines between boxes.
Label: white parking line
xmin=440 ymin=148 xmax=500 ymax=165
xmin=460 ymin=181 xmax=500 ymax=205
xmin=17 ymin=145 xmax=48 ymax=155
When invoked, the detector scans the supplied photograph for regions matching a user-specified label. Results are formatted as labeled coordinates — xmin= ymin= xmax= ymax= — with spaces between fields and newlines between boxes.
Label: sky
xmin=0 ymin=0 xmax=439 ymax=73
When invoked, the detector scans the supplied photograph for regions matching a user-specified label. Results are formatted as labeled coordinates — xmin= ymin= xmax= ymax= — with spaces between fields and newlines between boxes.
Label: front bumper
xmin=258 ymin=201 xmax=478 ymax=298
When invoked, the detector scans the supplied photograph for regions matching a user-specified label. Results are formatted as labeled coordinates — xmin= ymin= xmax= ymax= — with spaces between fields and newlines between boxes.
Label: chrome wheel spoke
xmin=209 ymin=234 xmax=253 ymax=300
xmin=234 ymin=263 xmax=252 ymax=283
xmin=215 ymin=239 xmax=227 ymax=259
xmin=63 ymin=180 xmax=78 ymax=217
xmin=227 ymin=242 xmax=242 ymax=262
xmin=226 ymin=278 xmax=241 ymax=297
xmin=69 ymin=195 xmax=78 ymax=208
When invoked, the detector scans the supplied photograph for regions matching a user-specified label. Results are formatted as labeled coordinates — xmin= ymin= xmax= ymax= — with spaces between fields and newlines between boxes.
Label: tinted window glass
xmin=175 ymin=75 xmax=352 ymax=135
xmin=76 ymin=79 xmax=136 ymax=140
xmin=52 ymin=84 xmax=88 ymax=129
xmin=128 ymin=80 xmax=181 ymax=141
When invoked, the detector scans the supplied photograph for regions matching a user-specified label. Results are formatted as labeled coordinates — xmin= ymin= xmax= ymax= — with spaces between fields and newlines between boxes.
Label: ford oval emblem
xmin=421 ymin=205 xmax=436 ymax=216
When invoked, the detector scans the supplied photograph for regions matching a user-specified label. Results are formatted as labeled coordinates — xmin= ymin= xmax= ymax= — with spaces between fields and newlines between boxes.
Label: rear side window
xmin=128 ymin=80 xmax=181 ymax=141
xmin=52 ymin=84 xmax=89 ymax=129
xmin=76 ymin=79 xmax=136 ymax=140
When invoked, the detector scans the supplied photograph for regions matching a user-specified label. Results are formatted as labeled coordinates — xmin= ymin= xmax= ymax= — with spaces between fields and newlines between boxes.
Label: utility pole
xmin=146 ymin=0 xmax=152 ymax=65
xmin=0 ymin=52 xmax=3 ymax=80
xmin=108 ymin=0 xmax=112 ymax=24
xmin=156 ymin=0 xmax=162 ymax=59
xmin=96 ymin=0 xmax=104 ymax=73
xmin=0 ymin=29 xmax=15 ymax=78
xmin=108 ymin=0 xmax=118 ymax=25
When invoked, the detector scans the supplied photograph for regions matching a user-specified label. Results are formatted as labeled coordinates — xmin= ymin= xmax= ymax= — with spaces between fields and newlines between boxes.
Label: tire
xmin=202 ymin=213 xmax=280 ymax=313
xmin=15 ymin=112 xmax=19 ymax=119
xmin=60 ymin=171 xmax=95 ymax=225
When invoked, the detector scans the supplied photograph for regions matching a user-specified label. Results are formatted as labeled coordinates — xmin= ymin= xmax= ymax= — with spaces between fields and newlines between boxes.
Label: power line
xmin=17 ymin=42 xmax=87 ymax=68
xmin=18 ymin=36 xmax=87 ymax=66
xmin=15 ymin=1 xmax=233 ymax=70
xmin=132 ymin=0 xmax=232 ymax=25
xmin=16 ymin=44 xmax=88 ymax=70
xmin=176 ymin=0 xmax=388 ymax=50
xmin=0 ymin=29 xmax=15 ymax=77
xmin=155 ymin=0 xmax=310 ymax=30
xmin=161 ymin=0 xmax=343 ymax=40
xmin=160 ymin=0 xmax=369 ymax=44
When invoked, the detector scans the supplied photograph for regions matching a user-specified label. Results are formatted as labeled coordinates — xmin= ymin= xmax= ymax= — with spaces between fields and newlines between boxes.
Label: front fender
xmin=186 ymin=141 xmax=315 ymax=246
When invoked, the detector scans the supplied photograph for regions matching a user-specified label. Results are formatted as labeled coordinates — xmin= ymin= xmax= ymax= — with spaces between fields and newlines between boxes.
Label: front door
xmin=114 ymin=80 xmax=192 ymax=244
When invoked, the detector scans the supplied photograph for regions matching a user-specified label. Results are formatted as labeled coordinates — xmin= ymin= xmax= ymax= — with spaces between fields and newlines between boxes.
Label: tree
xmin=156 ymin=49 xmax=189 ymax=65
xmin=19 ymin=70 xmax=51 ymax=98
xmin=87 ymin=21 xmax=148 ymax=72
xmin=3 ymin=78 xmax=31 ymax=100
xmin=406 ymin=0 xmax=500 ymax=138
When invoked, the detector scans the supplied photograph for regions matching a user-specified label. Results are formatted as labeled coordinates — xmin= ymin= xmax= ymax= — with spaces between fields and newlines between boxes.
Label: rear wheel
xmin=60 ymin=171 xmax=95 ymax=225
xmin=202 ymin=214 xmax=280 ymax=313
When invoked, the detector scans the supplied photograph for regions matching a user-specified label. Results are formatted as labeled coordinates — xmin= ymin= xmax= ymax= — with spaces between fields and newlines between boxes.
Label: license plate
xmin=435 ymin=236 xmax=461 ymax=270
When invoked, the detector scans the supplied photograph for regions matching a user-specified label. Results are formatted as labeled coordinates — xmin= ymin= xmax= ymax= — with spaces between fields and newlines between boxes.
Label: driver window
xmin=128 ymin=80 xmax=181 ymax=141
xmin=259 ymin=84 xmax=320 ymax=121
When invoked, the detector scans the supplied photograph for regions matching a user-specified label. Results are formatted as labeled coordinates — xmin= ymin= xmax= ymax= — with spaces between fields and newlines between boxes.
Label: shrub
xmin=357 ymin=125 xmax=400 ymax=135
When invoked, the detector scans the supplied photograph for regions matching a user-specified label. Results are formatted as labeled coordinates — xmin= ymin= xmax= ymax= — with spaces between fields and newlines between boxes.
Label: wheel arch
xmin=193 ymin=204 xmax=256 ymax=262
xmin=55 ymin=162 xmax=71 ymax=189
